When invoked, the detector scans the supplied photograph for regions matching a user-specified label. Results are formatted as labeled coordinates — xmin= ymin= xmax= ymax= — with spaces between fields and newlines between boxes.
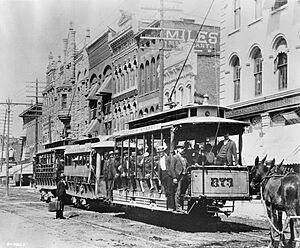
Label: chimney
xmin=48 ymin=52 xmax=53 ymax=65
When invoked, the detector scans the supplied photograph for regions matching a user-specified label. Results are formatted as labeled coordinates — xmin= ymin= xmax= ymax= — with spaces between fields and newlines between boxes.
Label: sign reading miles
xmin=165 ymin=26 xmax=220 ymax=55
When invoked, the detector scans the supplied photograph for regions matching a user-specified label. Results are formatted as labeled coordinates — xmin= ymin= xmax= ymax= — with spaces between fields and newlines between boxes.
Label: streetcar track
xmin=0 ymin=190 xmax=270 ymax=247
xmin=0 ymin=199 xmax=175 ymax=248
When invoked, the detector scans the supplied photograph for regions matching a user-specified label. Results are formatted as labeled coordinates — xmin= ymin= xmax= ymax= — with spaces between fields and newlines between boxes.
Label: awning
xmin=9 ymin=162 xmax=33 ymax=175
xmin=83 ymin=119 xmax=100 ymax=136
xmin=96 ymin=75 xmax=113 ymax=96
xmin=87 ymin=83 xmax=100 ymax=100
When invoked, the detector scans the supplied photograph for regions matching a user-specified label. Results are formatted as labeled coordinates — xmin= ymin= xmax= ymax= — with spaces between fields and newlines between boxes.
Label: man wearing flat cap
xmin=157 ymin=145 xmax=175 ymax=210
xmin=172 ymin=144 xmax=188 ymax=212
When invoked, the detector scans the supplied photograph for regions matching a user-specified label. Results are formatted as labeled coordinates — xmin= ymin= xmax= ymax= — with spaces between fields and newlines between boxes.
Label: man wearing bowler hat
xmin=157 ymin=145 xmax=175 ymax=210
xmin=172 ymin=144 xmax=188 ymax=212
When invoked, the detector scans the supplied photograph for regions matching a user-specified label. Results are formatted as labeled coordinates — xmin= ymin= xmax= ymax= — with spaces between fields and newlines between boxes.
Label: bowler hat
xmin=175 ymin=144 xmax=184 ymax=149
xmin=109 ymin=151 xmax=114 ymax=155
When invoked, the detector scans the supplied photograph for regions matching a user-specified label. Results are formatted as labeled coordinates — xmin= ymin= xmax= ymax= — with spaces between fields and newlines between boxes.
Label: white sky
xmin=0 ymin=0 xmax=221 ymax=137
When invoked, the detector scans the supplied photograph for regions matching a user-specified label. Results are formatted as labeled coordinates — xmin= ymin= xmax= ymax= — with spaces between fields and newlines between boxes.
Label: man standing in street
xmin=56 ymin=173 xmax=68 ymax=219
xmin=216 ymin=133 xmax=238 ymax=166
xmin=172 ymin=144 xmax=188 ymax=212
xmin=157 ymin=146 xmax=175 ymax=210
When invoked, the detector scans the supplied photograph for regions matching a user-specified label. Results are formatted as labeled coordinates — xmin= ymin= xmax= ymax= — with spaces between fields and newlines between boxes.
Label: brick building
xmin=109 ymin=12 xmax=139 ymax=131
xmin=86 ymin=28 xmax=115 ymax=136
xmin=135 ymin=19 xmax=220 ymax=115
xmin=70 ymin=29 xmax=91 ymax=139
xmin=220 ymin=0 xmax=300 ymax=163
xmin=42 ymin=23 xmax=79 ymax=143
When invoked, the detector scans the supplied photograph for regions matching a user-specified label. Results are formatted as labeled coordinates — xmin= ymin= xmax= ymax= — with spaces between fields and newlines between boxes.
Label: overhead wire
xmin=168 ymin=0 xmax=215 ymax=103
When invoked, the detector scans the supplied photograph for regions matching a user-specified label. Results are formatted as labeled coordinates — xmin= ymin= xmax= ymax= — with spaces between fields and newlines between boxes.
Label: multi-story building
xmin=18 ymin=103 xmax=43 ymax=161
xmin=220 ymin=0 xmax=300 ymax=163
xmin=86 ymin=28 xmax=115 ymax=136
xmin=135 ymin=19 xmax=220 ymax=115
xmin=42 ymin=23 xmax=78 ymax=143
xmin=70 ymin=29 xmax=91 ymax=139
xmin=109 ymin=12 xmax=139 ymax=131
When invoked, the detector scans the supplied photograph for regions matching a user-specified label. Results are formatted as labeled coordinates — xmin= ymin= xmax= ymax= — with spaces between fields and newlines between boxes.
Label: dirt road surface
xmin=0 ymin=186 xmax=274 ymax=248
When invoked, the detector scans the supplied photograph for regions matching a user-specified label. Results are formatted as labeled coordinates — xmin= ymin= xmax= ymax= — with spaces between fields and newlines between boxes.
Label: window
xmin=277 ymin=53 xmax=287 ymax=89
xmin=140 ymin=64 xmax=145 ymax=94
xmin=179 ymin=87 xmax=184 ymax=106
xmin=232 ymin=56 xmax=240 ymax=101
xmin=234 ymin=0 xmax=241 ymax=29
xmin=273 ymin=0 xmax=287 ymax=10
xmin=253 ymin=49 xmax=262 ymax=96
xmin=61 ymin=94 xmax=67 ymax=109
xmin=186 ymin=84 xmax=192 ymax=103
xmin=255 ymin=0 xmax=262 ymax=19
xmin=165 ymin=92 xmax=169 ymax=104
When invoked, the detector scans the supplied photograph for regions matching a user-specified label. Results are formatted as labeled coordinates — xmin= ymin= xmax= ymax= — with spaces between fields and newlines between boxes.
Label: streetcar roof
xmin=128 ymin=104 xmax=231 ymax=126
xmin=115 ymin=116 xmax=249 ymax=138
xmin=91 ymin=140 xmax=115 ymax=148
xmin=36 ymin=145 xmax=66 ymax=155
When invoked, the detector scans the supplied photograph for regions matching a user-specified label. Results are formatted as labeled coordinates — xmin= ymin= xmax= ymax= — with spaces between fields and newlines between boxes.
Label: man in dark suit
xmin=216 ymin=133 xmax=238 ymax=166
xmin=157 ymin=146 xmax=175 ymax=210
xmin=56 ymin=173 xmax=68 ymax=219
xmin=172 ymin=144 xmax=188 ymax=212
xmin=104 ymin=151 xmax=116 ymax=200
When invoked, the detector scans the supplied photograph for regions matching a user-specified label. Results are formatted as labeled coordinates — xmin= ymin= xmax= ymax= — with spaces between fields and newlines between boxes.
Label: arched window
xmin=140 ymin=64 xmax=145 ymax=94
xmin=150 ymin=106 xmax=155 ymax=114
xmin=251 ymin=48 xmax=262 ymax=96
xmin=145 ymin=61 xmax=150 ymax=93
xmin=151 ymin=58 xmax=156 ymax=91
xmin=165 ymin=92 xmax=169 ymax=104
xmin=273 ymin=37 xmax=288 ymax=90
xmin=178 ymin=87 xmax=184 ymax=106
xmin=231 ymin=56 xmax=240 ymax=102
xmin=156 ymin=55 xmax=160 ymax=89
xmin=273 ymin=0 xmax=287 ymax=10
xmin=277 ymin=53 xmax=287 ymax=89
xmin=186 ymin=84 xmax=192 ymax=103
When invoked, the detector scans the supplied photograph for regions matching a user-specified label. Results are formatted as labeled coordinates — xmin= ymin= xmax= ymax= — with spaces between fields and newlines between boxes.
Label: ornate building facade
xmin=86 ymin=28 xmax=115 ymax=136
xmin=220 ymin=0 xmax=300 ymax=163
xmin=109 ymin=13 xmax=139 ymax=131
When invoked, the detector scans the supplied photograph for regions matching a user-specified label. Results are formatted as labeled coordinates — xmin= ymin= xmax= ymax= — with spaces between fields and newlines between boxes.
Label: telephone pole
xmin=0 ymin=109 xmax=7 ymax=173
xmin=0 ymin=100 xmax=32 ymax=196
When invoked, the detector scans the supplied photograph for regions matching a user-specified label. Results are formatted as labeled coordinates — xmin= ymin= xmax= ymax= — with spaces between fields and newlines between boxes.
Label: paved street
xmin=0 ymin=186 xmax=273 ymax=248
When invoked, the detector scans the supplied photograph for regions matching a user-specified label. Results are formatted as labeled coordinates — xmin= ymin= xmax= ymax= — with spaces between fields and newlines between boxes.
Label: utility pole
xmin=5 ymin=99 xmax=11 ymax=197
xmin=26 ymin=79 xmax=45 ymax=187
xmin=0 ymin=100 xmax=33 ymax=196
xmin=0 ymin=109 xmax=7 ymax=173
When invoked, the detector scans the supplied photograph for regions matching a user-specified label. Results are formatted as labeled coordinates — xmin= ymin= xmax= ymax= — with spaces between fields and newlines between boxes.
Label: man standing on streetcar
xmin=172 ymin=144 xmax=188 ymax=212
xmin=216 ymin=133 xmax=238 ymax=166
xmin=157 ymin=145 xmax=175 ymax=210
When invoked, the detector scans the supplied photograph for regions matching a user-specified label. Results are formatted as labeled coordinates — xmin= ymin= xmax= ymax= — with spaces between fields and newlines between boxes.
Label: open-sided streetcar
xmin=112 ymin=104 xmax=250 ymax=216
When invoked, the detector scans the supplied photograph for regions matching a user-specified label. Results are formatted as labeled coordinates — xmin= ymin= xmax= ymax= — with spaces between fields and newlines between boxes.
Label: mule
xmin=250 ymin=156 xmax=300 ymax=248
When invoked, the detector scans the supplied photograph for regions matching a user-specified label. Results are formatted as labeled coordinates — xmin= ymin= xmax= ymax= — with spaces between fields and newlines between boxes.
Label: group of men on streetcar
xmin=103 ymin=133 xmax=238 ymax=211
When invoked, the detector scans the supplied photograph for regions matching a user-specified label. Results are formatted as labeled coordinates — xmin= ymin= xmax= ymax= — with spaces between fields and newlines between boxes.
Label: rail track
xmin=0 ymin=187 xmax=270 ymax=247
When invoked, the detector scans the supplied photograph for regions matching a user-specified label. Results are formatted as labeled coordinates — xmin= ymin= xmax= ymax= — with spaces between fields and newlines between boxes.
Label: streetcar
xmin=63 ymin=136 xmax=115 ymax=206
xmin=35 ymin=139 xmax=72 ymax=201
xmin=112 ymin=104 xmax=250 ymax=216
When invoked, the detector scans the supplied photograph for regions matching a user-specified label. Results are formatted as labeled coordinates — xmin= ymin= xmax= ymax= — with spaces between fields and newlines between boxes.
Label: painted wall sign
xmin=164 ymin=26 xmax=220 ymax=55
